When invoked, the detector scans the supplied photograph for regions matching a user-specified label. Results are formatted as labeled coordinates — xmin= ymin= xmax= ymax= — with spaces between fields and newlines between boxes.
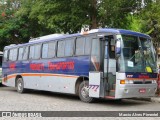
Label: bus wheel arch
xmin=75 ymin=76 xmax=94 ymax=103
xmin=15 ymin=75 xmax=23 ymax=87
xmin=15 ymin=75 xmax=26 ymax=93
xmin=75 ymin=76 xmax=89 ymax=95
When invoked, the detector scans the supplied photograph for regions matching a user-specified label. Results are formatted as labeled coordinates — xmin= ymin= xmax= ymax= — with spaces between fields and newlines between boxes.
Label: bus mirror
xmin=116 ymin=40 xmax=121 ymax=54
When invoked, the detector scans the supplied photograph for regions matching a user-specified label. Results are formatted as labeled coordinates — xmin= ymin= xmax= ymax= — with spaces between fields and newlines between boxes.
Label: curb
xmin=131 ymin=98 xmax=151 ymax=102
xmin=151 ymin=96 xmax=160 ymax=103
xmin=131 ymin=96 xmax=160 ymax=103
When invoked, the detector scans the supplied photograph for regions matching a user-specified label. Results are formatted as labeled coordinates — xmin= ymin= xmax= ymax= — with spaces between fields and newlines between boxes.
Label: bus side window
xmin=42 ymin=42 xmax=56 ymax=59
xmin=3 ymin=50 xmax=8 ymax=62
xmin=9 ymin=49 xmax=12 ymax=61
xmin=57 ymin=40 xmax=65 ymax=57
xmin=29 ymin=46 xmax=35 ymax=59
xmin=18 ymin=47 xmax=24 ymax=61
xmin=13 ymin=49 xmax=18 ymax=61
xmin=23 ymin=47 xmax=29 ymax=60
xmin=42 ymin=43 xmax=49 ymax=58
xmin=85 ymin=37 xmax=92 ymax=55
xmin=48 ymin=42 xmax=56 ymax=58
xmin=65 ymin=39 xmax=74 ymax=57
xmin=75 ymin=37 xmax=85 ymax=55
xmin=34 ymin=44 xmax=41 ymax=59
xmin=29 ymin=44 xmax=41 ymax=59
xmin=9 ymin=48 xmax=17 ymax=61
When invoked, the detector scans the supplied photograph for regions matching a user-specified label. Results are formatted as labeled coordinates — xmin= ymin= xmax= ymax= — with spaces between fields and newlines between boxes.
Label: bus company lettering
xmin=9 ymin=63 xmax=16 ymax=70
xmin=139 ymin=75 xmax=149 ymax=79
xmin=48 ymin=61 xmax=74 ymax=70
xmin=30 ymin=63 xmax=44 ymax=70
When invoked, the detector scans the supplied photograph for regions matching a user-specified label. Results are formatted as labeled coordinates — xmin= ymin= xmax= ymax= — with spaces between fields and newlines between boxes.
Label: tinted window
xmin=75 ymin=37 xmax=85 ymax=55
xmin=42 ymin=42 xmax=56 ymax=58
xmin=18 ymin=47 xmax=24 ymax=60
xmin=29 ymin=44 xmax=41 ymax=59
xmin=9 ymin=48 xmax=17 ymax=61
xmin=85 ymin=37 xmax=92 ymax=55
xmin=48 ymin=42 xmax=56 ymax=58
xmin=23 ymin=47 xmax=29 ymax=60
xmin=34 ymin=44 xmax=41 ymax=59
xmin=65 ymin=39 xmax=74 ymax=56
xmin=9 ymin=50 xmax=13 ymax=61
xmin=3 ymin=50 xmax=8 ymax=62
xmin=29 ymin=46 xmax=35 ymax=59
xmin=42 ymin=43 xmax=48 ymax=58
xmin=13 ymin=49 xmax=17 ymax=61
xmin=57 ymin=40 xmax=65 ymax=57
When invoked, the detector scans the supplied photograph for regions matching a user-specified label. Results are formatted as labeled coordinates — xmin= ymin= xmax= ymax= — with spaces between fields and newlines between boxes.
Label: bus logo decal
xmin=30 ymin=63 xmax=44 ymax=71
xmin=48 ymin=61 xmax=74 ymax=70
xmin=9 ymin=63 xmax=16 ymax=70
xmin=89 ymin=85 xmax=99 ymax=92
xmin=127 ymin=75 xmax=133 ymax=78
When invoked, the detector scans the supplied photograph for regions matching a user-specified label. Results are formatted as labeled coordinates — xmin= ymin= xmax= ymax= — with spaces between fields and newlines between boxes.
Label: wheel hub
xmin=81 ymin=86 xmax=89 ymax=98
xmin=18 ymin=82 xmax=22 ymax=91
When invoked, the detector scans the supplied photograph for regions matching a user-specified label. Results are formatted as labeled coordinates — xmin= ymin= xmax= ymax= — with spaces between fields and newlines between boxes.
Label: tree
xmin=139 ymin=0 xmax=160 ymax=47
xmin=0 ymin=0 xmax=21 ymax=50
xmin=29 ymin=0 xmax=92 ymax=33
xmin=1 ymin=0 xmax=159 ymax=51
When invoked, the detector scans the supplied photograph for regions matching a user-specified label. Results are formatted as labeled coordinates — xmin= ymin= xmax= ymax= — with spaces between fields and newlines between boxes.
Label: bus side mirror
xmin=116 ymin=40 xmax=121 ymax=54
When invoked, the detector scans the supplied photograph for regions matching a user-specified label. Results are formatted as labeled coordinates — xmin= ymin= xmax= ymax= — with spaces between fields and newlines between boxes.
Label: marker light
xmin=81 ymin=31 xmax=89 ymax=35
xmin=120 ymin=80 xmax=125 ymax=84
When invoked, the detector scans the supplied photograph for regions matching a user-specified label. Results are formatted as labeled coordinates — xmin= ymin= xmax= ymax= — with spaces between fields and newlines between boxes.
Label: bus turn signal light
xmin=120 ymin=80 xmax=125 ymax=84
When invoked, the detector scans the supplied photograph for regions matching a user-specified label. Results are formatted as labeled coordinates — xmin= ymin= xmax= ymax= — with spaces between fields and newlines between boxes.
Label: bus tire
xmin=79 ymin=81 xmax=94 ymax=103
xmin=16 ymin=78 xmax=26 ymax=93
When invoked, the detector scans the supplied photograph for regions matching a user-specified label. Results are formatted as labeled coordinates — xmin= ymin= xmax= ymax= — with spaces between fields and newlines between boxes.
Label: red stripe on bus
xmin=127 ymin=78 xmax=157 ymax=80
xmin=3 ymin=73 xmax=78 ymax=81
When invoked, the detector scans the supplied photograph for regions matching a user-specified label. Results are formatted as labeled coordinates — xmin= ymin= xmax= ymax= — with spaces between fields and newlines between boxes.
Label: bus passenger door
xmin=89 ymin=38 xmax=105 ymax=98
xmin=104 ymin=35 xmax=116 ymax=97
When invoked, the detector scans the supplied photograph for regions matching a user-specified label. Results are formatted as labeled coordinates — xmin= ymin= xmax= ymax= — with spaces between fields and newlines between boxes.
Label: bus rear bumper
xmin=115 ymin=84 xmax=157 ymax=99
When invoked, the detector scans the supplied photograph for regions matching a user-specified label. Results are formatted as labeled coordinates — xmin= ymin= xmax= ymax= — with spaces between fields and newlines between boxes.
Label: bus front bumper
xmin=115 ymin=84 xmax=157 ymax=99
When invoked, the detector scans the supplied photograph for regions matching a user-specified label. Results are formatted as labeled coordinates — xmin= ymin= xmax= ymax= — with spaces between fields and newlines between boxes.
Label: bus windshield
xmin=118 ymin=35 xmax=157 ymax=73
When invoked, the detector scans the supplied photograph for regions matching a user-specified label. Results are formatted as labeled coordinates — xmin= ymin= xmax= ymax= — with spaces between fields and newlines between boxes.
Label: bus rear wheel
xmin=16 ymin=78 xmax=26 ymax=93
xmin=79 ymin=81 xmax=94 ymax=103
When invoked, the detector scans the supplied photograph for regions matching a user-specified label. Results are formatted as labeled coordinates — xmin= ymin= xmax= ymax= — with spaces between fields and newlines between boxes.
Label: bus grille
xmin=133 ymin=81 xmax=152 ymax=84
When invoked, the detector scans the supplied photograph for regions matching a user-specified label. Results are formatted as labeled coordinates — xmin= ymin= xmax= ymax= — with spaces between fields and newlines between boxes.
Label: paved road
xmin=0 ymin=86 xmax=160 ymax=120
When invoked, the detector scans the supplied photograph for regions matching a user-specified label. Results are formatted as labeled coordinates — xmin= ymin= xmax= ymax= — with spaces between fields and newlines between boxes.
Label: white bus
xmin=2 ymin=28 xmax=157 ymax=102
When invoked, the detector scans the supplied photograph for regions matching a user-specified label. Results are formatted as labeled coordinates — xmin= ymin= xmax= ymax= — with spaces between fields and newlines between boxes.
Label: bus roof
xmin=4 ymin=28 xmax=150 ymax=49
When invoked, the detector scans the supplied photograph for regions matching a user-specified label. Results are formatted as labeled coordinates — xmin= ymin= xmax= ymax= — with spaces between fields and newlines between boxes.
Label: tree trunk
xmin=90 ymin=0 xmax=97 ymax=29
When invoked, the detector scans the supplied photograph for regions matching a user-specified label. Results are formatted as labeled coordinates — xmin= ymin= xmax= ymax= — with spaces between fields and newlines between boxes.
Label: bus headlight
xmin=128 ymin=80 xmax=133 ymax=84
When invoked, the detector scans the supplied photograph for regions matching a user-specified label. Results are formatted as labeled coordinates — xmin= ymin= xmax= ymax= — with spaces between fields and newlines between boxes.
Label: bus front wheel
xmin=79 ymin=81 xmax=94 ymax=103
xmin=16 ymin=78 xmax=26 ymax=93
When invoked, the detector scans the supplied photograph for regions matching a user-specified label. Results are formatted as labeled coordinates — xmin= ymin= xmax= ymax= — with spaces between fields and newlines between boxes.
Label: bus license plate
xmin=139 ymin=89 xmax=146 ymax=93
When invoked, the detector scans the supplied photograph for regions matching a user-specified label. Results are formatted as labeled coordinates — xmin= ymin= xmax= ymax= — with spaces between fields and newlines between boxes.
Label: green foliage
xmin=29 ymin=0 xmax=91 ymax=33
xmin=1 ymin=0 xmax=160 ymax=50
xmin=126 ymin=15 xmax=142 ymax=32
xmin=140 ymin=0 xmax=160 ymax=46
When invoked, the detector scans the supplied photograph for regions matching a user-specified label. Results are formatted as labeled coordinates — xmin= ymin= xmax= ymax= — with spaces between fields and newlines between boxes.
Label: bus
xmin=0 ymin=51 xmax=3 ymax=85
xmin=2 ymin=28 xmax=157 ymax=102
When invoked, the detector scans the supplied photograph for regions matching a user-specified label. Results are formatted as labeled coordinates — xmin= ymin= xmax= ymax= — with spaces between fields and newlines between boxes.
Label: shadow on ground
xmin=1 ymin=86 xmax=151 ymax=107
